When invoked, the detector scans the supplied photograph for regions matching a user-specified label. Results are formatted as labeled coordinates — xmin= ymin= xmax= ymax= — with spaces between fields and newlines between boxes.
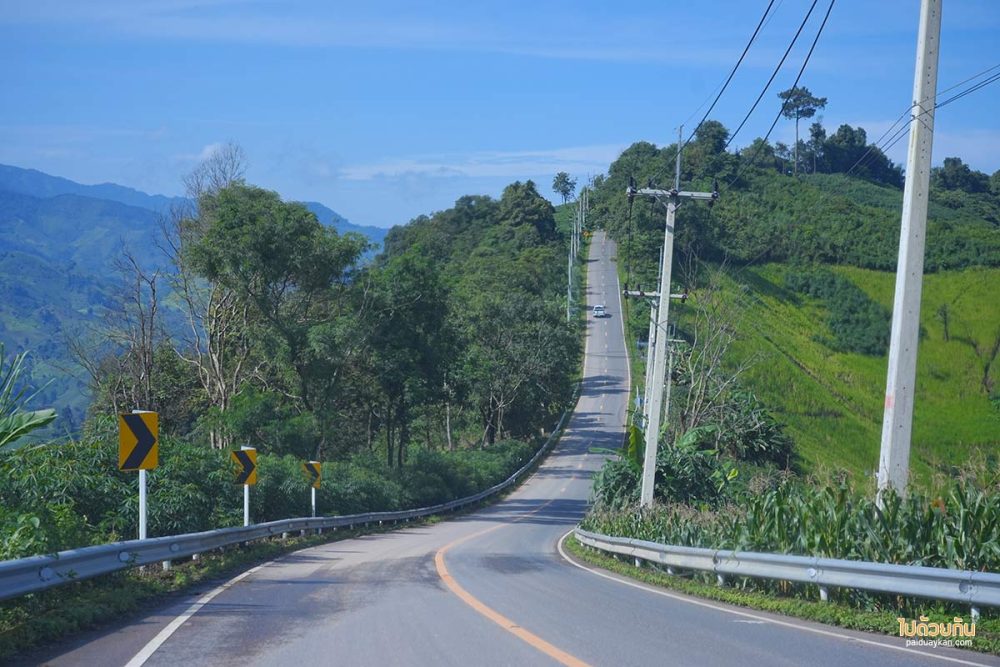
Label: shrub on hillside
xmin=785 ymin=268 xmax=890 ymax=355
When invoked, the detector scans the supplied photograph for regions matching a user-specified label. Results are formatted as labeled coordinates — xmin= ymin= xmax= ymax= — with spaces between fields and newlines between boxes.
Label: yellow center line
xmin=434 ymin=498 xmax=592 ymax=667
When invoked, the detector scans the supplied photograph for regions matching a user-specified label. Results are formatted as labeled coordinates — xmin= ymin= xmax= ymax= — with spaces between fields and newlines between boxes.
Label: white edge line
xmin=605 ymin=232 xmax=632 ymax=426
xmin=611 ymin=234 xmax=632 ymax=404
xmin=556 ymin=531 xmax=992 ymax=667
xmin=124 ymin=562 xmax=269 ymax=667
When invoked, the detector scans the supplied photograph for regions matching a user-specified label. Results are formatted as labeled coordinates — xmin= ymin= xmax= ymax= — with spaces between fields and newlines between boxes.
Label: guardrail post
xmin=634 ymin=557 xmax=642 ymax=568
xmin=162 ymin=560 xmax=171 ymax=571
xmin=666 ymin=566 xmax=677 ymax=576
xmin=300 ymin=529 xmax=307 ymax=537
xmin=819 ymin=586 xmax=829 ymax=602
xmin=191 ymin=553 xmax=200 ymax=562
xmin=281 ymin=531 xmax=289 ymax=540
xmin=716 ymin=574 xmax=726 ymax=587
xmin=971 ymin=606 xmax=980 ymax=622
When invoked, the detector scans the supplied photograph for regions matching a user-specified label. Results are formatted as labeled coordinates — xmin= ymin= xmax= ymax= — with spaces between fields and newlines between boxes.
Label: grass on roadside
xmin=564 ymin=535 xmax=1000 ymax=656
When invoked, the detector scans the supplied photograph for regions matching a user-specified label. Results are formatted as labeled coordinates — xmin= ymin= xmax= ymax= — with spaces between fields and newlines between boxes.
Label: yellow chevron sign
xmin=231 ymin=448 xmax=257 ymax=485
xmin=118 ymin=412 xmax=158 ymax=471
xmin=302 ymin=461 xmax=321 ymax=489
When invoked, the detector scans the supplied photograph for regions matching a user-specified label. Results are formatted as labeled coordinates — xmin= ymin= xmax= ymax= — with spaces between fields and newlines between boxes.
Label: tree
xmin=499 ymin=180 xmax=557 ymax=243
xmin=162 ymin=143 xmax=253 ymax=448
xmin=70 ymin=248 xmax=163 ymax=419
xmin=778 ymin=86 xmax=827 ymax=176
xmin=931 ymin=157 xmax=990 ymax=193
xmin=186 ymin=183 xmax=369 ymax=458
xmin=807 ymin=121 xmax=826 ymax=173
xmin=368 ymin=247 xmax=449 ymax=466
xmin=552 ymin=172 xmax=577 ymax=204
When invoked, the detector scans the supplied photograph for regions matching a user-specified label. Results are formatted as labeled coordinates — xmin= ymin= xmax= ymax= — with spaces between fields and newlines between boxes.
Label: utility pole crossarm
xmin=630 ymin=187 xmax=719 ymax=203
xmin=622 ymin=290 xmax=688 ymax=301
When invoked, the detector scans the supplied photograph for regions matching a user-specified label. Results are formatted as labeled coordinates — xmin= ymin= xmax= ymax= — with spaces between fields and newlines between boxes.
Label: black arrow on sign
xmin=234 ymin=450 xmax=256 ymax=484
xmin=304 ymin=462 xmax=320 ymax=485
xmin=121 ymin=414 xmax=156 ymax=470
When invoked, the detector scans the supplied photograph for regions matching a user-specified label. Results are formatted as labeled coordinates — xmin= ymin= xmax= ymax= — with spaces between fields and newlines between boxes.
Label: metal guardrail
xmin=0 ymin=401 xmax=576 ymax=603
xmin=574 ymin=528 xmax=1000 ymax=609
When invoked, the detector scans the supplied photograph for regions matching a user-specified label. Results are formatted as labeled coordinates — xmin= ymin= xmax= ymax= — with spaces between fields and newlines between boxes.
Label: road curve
xmin=21 ymin=232 xmax=997 ymax=667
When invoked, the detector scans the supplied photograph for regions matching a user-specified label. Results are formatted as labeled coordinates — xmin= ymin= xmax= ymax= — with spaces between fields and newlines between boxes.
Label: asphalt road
xmin=20 ymin=232 xmax=997 ymax=667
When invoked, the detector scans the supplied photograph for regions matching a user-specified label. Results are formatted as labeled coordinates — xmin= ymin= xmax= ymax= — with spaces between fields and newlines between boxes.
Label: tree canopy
xmin=552 ymin=172 xmax=577 ymax=203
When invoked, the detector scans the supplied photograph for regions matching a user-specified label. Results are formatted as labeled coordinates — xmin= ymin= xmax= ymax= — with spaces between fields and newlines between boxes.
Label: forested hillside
xmin=0 ymin=162 xmax=386 ymax=435
xmin=586 ymin=119 xmax=999 ymax=485
xmin=0 ymin=162 xmax=581 ymax=556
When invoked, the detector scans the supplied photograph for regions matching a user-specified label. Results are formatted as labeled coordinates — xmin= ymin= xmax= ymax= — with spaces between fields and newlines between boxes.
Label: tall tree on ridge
xmin=778 ymin=86 xmax=827 ymax=176
xmin=552 ymin=172 xmax=577 ymax=204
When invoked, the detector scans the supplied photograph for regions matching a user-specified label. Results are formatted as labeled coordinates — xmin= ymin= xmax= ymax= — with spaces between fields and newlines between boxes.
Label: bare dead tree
xmin=182 ymin=141 xmax=247 ymax=201
xmin=68 ymin=248 xmax=162 ymax=418
xmin=158 ymin=142 xmax=255 ymax=449
xmin=671 ymin=261 xmax=758 ymax=439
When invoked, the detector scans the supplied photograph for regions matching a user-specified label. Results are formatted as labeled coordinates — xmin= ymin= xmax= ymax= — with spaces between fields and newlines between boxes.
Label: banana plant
xmin=0 ymin=345 xmax=56 ymax=451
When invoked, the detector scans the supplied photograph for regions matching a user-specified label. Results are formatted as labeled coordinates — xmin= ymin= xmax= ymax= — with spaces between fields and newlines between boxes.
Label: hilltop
xmin=586 ymin=123 xmax=999 ymax=485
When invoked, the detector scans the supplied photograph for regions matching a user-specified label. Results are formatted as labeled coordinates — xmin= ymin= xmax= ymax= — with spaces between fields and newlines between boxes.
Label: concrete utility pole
xmin=627 ymin=127 xmax=718 ymax=507
xmin=621 ymin=284 xmax=688 ymax=428
xmin=567 ymin=243 xmax=573 ymax=322
xmin=877 ymin=0 xmax=941 ymax=504
xmin=567 ymin=188 xmax=585 ymax=322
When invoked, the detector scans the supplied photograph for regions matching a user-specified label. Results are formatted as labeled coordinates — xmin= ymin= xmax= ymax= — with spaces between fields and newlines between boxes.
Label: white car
xmin=593 ymin=305 xmax=608 ymax=318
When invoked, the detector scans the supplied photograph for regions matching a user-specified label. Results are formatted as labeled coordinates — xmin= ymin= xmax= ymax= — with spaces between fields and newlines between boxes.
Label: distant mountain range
xmin=0 ymin=163 xmax=388 ymax=437
xmin=0 ymin=164 xmax=387 ymax=248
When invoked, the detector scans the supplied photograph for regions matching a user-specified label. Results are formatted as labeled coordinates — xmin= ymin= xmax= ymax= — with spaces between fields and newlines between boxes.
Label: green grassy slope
xmin=733 ymin=264 xmax=999 ymax=485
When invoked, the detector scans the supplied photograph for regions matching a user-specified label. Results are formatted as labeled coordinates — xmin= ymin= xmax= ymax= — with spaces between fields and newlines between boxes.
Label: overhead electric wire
xmin=726 ymin=63 xmax=1000 ymax=274
xmin=727 ymin=0 xmax=837 ymax=188
xmin=681 ymin=0 xmax=777 ymax=151
xmin=937 ymin=62 xmax=1000 ymax=100
xmin=936 ymin=70 xmax=1000 ymax=109
xmin=846 ymin=64 xmax=1000 ymax=177
xmin=723 ymin=0 xmax=820 ymax=152
xmin=678 ymin=0 xmax=820 ymax=190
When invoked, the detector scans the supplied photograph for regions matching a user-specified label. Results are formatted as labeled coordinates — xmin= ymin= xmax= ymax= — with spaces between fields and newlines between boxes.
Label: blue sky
xmin=2 ymin=0 xmax=998 ymax=228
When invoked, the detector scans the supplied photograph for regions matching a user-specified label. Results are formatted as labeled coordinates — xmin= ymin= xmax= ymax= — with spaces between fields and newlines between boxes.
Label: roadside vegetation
xmin=578 ymin=110 xmax=999 ymax=648
xmin=0 ymin=146 xmax=583 ymax=559
xmin=0 ymin=152 xmax=590 ymax=659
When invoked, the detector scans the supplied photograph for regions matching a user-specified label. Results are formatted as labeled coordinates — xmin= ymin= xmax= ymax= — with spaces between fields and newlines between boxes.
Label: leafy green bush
xmin=715 ymin=389 xmax=796 ymax=468
xmin=592 ymin=429 xmax=738 ymax=509
xmin=0 ymin=436 xmax=540 ymax=558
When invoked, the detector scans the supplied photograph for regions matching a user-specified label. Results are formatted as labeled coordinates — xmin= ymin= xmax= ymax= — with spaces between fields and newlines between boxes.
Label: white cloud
xmin=197 ymin=142 xmax=223 ymax=160
xmin=340 ymin=144 xmax=626 ymax=181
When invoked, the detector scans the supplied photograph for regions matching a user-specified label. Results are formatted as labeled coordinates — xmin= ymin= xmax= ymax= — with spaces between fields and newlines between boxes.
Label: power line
xmin=681 ymin=0 xmax=778 ymax=151
xmin=847 ymin=65 xmax=1000 ymax=177
xmin=727 ymin=63 xmax=1000 ymax=272
xmin=723 ymin=0 xmax=821 ymax=152
xmin=936 ymin=70 xmax=1000 ymax=109
xmin=727 ymin=0 xmax=837 ymax=188
xmin=938 ymin=62 xmax=1000 ymax=99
